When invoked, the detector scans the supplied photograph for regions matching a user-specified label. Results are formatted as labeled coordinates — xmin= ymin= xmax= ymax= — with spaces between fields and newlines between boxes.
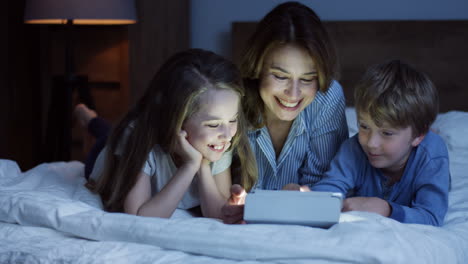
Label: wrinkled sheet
xmin=1 ymin=110 xmax=467 ymax=264
xmin=1 ymin=157 xmax=466 ymax=264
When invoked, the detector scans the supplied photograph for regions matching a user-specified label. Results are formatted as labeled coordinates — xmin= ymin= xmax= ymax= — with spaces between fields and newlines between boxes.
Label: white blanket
xmin=1 ymin=109 xmax=468 ymax=264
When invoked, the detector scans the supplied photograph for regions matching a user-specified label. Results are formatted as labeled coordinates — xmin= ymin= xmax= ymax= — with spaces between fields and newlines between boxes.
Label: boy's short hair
xmin=354 ymin=60 xmax=438 ymax=136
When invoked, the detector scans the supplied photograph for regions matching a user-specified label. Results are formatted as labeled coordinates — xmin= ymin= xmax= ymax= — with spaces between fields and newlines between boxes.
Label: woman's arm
xmin=197 ymin=159 xmax=231 ymax=219
xmin=124 ymin=163 xmax=200 ymax=218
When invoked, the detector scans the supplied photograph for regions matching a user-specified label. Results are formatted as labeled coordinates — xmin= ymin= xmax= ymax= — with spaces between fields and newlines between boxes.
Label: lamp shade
xmin=24 ymin=0 xmax=137 ymax=25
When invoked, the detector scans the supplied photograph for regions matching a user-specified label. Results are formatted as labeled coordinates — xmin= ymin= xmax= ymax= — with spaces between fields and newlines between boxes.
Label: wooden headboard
xmin=232 ymin=20 xmax=468 ymax=112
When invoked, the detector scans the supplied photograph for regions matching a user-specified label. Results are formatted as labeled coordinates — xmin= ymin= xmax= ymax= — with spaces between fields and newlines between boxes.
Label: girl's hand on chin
xmin=177 ymin=130 xmax=203 ymax=168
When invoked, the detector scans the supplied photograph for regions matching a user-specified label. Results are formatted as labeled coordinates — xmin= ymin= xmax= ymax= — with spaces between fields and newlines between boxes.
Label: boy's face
xmin=183 ymin=89 xmax=239 ymax=162
xmin=357 ymin=112 xmax=425 ymax=174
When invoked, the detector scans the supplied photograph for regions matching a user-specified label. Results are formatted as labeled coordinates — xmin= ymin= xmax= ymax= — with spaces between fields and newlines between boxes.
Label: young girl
xmin=87 ymin=49 xmax=257 ymax=219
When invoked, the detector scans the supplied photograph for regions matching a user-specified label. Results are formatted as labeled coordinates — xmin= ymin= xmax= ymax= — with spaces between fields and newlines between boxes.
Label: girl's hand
xmin=199 ymin=158 xmax=211 ymax=172
xmin=221 ymin=184 xmax=247 ymax=224
xmin=176 ymin=130 xmax=203 ymax=168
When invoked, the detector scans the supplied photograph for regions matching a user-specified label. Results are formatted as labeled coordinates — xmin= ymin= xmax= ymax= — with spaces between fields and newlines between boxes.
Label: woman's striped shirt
xmin=248 ymin=80 xmax=349 ymax=190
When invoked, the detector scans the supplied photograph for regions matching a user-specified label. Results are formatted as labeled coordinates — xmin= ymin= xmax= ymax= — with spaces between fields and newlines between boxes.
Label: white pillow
xmin=345 ymin=107 xmax=358 ymax=137
xmin=431 ymin=111 xmax=468 ymax=151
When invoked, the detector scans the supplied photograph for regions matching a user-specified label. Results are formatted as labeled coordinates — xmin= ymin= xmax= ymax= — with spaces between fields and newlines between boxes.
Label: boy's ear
xmin=411 ymin=133 xmax=426 ymax=147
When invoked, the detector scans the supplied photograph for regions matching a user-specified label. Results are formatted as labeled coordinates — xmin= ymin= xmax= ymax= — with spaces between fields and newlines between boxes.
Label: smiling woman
xmin=239 ymin=2 xmax=349 ymax=191
xmin=259 ymin=43 xmax=318 ymax=124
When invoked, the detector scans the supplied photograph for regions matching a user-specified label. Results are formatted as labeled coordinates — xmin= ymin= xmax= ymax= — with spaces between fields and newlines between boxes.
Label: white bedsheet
xmin=1 ymin=110 xmax=467 ymax=264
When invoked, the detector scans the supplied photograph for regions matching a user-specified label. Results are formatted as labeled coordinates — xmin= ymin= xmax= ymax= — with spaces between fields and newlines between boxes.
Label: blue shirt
xmin=312 ymin=131 xmax=450 ymax=226
xmin=248 ymin=80 xmax=348 ymax=190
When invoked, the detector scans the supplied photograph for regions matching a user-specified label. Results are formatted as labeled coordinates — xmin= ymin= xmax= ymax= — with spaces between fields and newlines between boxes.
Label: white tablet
xmin=244 ymin=190 xmax=343 ymax=228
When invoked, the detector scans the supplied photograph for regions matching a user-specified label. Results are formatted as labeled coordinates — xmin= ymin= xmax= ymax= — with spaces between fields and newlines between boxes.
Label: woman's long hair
xmin=87 ymin=49 xmax=257 ymax=212
xmin=240 ymin=1 xmax=338 ymax=128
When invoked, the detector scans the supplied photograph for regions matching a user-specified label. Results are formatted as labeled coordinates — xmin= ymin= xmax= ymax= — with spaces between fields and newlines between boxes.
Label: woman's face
xmin=183 ymin=89 xmax=239 ymax=162
xmin=259 ymin=43 xmax=318 ymax=123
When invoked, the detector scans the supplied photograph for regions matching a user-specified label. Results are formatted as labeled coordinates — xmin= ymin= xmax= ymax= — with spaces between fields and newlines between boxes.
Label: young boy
xmin=311 ymin=60 xmax=450 ymax=226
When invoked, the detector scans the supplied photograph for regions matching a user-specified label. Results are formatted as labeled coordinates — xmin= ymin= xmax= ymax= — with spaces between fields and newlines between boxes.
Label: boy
xmin=311 ymin=60 xmax=450 ymax=226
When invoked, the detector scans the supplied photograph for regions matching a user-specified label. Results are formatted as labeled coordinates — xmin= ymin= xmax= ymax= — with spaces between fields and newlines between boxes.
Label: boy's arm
xmin=311 ymin=137 xmax=360 ymax=195
xmin=388 ymin=157 xmax=450 ymax=226
xmin=342 ymin=197 xmax=392 ymax=217
xmin=299 ymin=82 xmax=349 ymax=187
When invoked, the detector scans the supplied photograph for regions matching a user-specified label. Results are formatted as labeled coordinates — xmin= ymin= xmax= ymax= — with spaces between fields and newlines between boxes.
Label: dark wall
xmin=1 ymin=0 xmax=190 ymax=170
xmin=129 ymin=0 xmax=190 ymax=104
xmin=1 ymin=3 xmax=8 ymax=156
xmin=2 ymin=0 xmax=44 ymax=170
xmin=232 ymin=21 xmax=468 ymax=113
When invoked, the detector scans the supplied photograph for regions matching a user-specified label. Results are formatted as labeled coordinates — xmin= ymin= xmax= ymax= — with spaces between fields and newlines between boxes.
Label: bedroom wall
xmin=1 ymin=3 xmax=7 ymax=153
xmin=1 ymin=0 xmax=44 ymax=170
xmin=191 ymin=0 xmax=468 ymax=58
xmin=1 ymin=0 xmax=190 ymax=170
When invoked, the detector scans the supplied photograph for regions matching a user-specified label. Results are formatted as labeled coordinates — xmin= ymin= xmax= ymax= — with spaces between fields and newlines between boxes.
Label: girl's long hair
xmin=87 ymin=49 xmax=257 ymax=212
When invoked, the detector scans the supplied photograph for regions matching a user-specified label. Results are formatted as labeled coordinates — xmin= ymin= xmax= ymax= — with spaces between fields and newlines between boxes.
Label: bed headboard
xmin=232 ymin=20 xmax=468 ymax=112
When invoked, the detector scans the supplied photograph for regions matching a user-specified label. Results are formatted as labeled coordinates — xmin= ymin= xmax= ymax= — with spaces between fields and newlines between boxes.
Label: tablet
xmin=244 ymin=190 xmax=343 ymax=228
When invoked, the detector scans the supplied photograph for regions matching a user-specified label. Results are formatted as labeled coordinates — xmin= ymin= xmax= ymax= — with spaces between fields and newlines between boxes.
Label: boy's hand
xmin=221 ymin=184 xmax=246 ymax=224
xmin=176 ymin=130 xmax=203 ymax=168
xmin=342 ymin=197 xmax=391 ymax=217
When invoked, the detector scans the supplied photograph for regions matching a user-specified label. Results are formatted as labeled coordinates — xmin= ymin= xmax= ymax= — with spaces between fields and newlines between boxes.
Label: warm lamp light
xmin=24 ymin=0 xmax=137 ymax=161
xmin=24 ymin=0 xmax=137 ymax=25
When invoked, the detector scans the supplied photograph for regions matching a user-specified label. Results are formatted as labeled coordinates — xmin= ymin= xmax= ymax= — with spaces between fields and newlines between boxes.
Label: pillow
xmin=345 ymin=107 xmax=358 ymax=137
xmin=431 ymin=111 xmax=468 ymax=151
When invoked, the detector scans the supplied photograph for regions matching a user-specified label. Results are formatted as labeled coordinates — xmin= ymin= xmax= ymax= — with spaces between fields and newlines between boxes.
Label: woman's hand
xmin=282 ymin=183 xmax=301 ymax=190
xmin=282 ymin=183 xmax=311 ymax=192
xmin=176 ymin=130 xmax=203 ymax=169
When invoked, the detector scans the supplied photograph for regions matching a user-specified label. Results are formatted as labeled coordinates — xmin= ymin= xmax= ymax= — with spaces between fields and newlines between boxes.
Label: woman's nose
xmin=284 ymin=80 xmax=301 ymax=98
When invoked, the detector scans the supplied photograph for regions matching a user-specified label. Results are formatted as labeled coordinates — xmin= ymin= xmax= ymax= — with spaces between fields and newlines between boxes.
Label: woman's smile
xmin=276 ymin=97 xmax=302 ymax=110
xmin=259 ymin=43 xmax=318 ymax=122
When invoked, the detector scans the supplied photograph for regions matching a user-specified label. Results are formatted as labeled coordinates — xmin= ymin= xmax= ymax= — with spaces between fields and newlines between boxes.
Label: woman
xmin=223 ymin=1 xmax=348 ymax=223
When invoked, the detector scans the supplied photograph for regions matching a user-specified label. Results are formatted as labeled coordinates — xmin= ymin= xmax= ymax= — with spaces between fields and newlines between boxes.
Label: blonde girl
xmin=87 ymin=49 xmax=256 ymax=219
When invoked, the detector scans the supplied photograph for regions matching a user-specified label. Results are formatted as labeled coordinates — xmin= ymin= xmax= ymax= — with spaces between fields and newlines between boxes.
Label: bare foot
xmin=74 ymin=103 xmax=97 ymax=127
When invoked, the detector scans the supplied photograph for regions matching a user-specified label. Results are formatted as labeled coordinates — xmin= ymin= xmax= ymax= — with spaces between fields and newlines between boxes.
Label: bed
xmin=1 ymin=107 xmax=467 ymax=263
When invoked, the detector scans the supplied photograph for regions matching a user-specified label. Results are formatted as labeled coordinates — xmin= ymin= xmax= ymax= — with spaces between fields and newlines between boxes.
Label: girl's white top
xmin=90 ymin=144 xmax=232 ymax=210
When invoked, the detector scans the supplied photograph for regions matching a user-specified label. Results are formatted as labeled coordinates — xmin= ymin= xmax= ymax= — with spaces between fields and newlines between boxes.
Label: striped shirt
xmin=248 ymin=80 xmax=348 ymax=190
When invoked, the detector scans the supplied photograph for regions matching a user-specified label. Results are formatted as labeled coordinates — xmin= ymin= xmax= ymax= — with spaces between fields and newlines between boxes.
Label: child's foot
xmin=74 ymin=103 xmax=97 ymax=127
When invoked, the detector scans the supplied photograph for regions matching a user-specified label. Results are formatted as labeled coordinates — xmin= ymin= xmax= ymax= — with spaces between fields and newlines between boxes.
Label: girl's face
xmin=183 ymin=89 xmax=240 ymax=162
xmin=357 ymin=112 xmax=424 ymax=174
xmin=259 ymin=43 xmax=318 ymax=123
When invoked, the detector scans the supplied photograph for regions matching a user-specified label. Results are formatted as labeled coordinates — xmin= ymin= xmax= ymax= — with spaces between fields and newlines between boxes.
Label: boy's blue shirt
xmin=312 ymin=131 xmax=450 ymax=226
